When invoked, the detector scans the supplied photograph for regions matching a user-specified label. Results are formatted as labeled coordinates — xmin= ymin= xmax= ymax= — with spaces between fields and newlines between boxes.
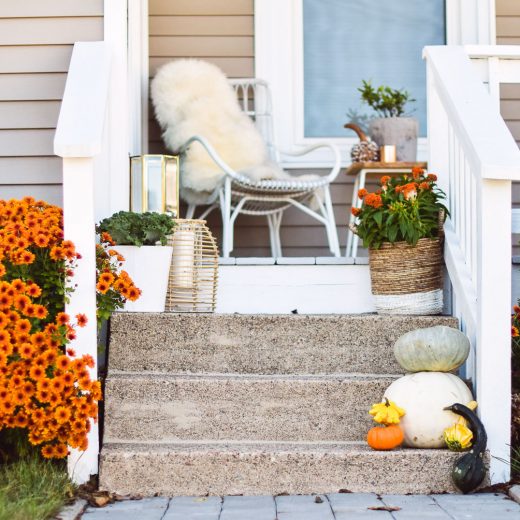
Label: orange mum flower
xmin=380 ymin=176 xmax=391 ymax=185
xmin=76 ymin=314 xmax=88 ymax=327
xmin=351 ymin=207 xmax=362 ymax=217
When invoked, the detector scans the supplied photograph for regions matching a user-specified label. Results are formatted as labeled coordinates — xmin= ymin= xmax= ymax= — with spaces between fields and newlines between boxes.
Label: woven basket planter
xmin=368 ymin=237 xmax=443 ymax=315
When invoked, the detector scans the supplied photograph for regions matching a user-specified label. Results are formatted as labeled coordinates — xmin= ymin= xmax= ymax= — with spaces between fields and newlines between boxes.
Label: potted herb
xmin=358 ymin=80 xmax=417 ymax=162
xmin=97 ymin=211 xmax=175 ymax=312
xmin=351 ymin=167 xmax=448 ymax=314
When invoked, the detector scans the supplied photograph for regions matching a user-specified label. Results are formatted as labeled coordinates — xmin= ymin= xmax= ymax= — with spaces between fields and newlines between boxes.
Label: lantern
xmin=130 ymin=154 xmax=180 ymax=216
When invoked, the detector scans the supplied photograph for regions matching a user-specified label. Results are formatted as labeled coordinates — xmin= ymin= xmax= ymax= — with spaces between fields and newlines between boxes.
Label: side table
xmin=345 ymin=161 xmax=427 ymax=258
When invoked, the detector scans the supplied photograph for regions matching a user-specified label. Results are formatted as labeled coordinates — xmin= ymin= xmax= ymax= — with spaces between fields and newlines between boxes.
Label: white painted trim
xmin=255 ymin=0 xmax=493 ymax=167
xmin=128 ymin=0 xmax=149 ymax=155
xmin=216 ymin=264 xmax=375 ymax=314
xmin=103 ymin=0 xmax=130 ymax=217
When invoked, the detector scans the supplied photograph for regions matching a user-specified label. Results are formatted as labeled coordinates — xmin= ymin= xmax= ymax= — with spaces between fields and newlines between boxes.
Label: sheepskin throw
xmin=151 ymin=59 xmax=290 ymax=205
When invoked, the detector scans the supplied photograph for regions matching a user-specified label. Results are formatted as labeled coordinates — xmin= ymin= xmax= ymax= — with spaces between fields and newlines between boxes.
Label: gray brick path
xmin=81 ymin=493 xmax=520 ymax=520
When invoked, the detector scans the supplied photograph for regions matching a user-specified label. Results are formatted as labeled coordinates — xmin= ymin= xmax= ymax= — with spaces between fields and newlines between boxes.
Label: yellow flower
xmin=369 ymin=398 xmax=405 ymax=425
xmin=444 ymin=421 xmax=473 ymax=451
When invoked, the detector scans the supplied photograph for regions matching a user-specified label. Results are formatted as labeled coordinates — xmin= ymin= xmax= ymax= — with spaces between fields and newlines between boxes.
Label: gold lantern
xmin=130 ymin=154 xmax=180 ymax=216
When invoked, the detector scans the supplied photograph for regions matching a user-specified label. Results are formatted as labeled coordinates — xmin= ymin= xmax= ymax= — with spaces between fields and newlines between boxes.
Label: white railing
xmin=54 ymin=41 xmax=111 ymax=484
xmin=425 ymin=45 xmax=520 ymax=484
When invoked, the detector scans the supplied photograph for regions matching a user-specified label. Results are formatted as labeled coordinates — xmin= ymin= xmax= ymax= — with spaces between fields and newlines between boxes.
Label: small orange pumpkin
xmin=367 ymin=424 xmax=404 ymax=451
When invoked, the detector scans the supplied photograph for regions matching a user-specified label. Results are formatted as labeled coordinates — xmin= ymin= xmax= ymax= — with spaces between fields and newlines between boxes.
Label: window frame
xmin=254 ymin=0 xmax=496 ymax=168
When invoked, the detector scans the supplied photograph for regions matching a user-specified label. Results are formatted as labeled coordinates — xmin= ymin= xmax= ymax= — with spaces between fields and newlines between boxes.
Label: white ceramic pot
xmin=113 ymin=245 xmax=173 ymax=312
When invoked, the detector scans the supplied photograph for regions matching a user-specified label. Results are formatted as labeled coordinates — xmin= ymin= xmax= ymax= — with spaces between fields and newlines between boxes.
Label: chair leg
xmin=186 ymin=204 xmax=196 ymax=219
xmin=219 ymin=178 xmax=233 ymax=257
xmin=323 ymin=187 xmax=340 ymax=257
xmin=267 ymin=212 xmax=283 ymax=258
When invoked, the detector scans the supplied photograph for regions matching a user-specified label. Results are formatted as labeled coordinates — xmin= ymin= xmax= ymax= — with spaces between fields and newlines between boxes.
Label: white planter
xmin=113 ymin=245 xmax=173 ymax=312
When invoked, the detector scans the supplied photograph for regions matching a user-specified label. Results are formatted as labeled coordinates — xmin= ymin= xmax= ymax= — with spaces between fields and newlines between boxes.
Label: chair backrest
xmin=228 ymin=78 xmax=280 ymax=163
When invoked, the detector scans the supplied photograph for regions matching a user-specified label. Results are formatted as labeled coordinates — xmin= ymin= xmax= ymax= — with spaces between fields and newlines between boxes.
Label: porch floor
xmin=81 ymin=493 xmax=520 ymax=519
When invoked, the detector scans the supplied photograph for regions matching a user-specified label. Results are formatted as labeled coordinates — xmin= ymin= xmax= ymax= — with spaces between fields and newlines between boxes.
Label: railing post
xmin=477 ymin=178 xmax=511 ymax=483
xmin=62 ymin=157 xmax=99 ymax=484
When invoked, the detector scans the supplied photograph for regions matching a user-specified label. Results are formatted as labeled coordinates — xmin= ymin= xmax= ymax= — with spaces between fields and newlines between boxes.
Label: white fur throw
xmin=151 ymin=59 xmax=292 ymax=205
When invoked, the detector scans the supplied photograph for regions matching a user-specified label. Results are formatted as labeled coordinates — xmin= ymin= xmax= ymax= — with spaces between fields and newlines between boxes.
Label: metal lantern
xmin=130 ymin=154 xmax=180 ymax=216
xmin=165 ymin=219 xmax=219 ymax=313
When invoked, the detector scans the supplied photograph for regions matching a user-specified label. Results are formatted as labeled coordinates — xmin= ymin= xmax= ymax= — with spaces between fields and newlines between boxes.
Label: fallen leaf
xmin=368 ymin=506 xmax=402 ymax=512
xmin=314 ymin=496 xmax=323 ymax=503
xmin=91 ymin=495 xmax=111 ymax=508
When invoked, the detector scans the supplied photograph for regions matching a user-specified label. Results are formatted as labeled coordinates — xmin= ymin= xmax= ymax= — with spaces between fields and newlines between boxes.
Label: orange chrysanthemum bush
xmin=0 ymin=197 xmax=101 ymax=459
xmin=96 ymin=232 xmax=141 ymax=326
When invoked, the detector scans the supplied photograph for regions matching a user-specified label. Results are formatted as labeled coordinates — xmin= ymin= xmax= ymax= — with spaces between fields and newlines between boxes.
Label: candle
xmin=171 ymin=229 xmax=195 ymax=289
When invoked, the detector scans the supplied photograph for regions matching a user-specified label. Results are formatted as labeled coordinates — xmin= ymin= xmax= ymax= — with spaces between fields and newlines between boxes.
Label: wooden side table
xmin=345 ymin=161 xmax=427 ymax=258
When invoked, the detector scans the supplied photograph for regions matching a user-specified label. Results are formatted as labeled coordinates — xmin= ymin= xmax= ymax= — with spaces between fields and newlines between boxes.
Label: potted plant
xmin=351 ymin=167 xmax=448 ymax=314
xmin=96 ymin=211 xmax=175 ymax=312
xmin=358 ymin=80 xmax=417 ymax=161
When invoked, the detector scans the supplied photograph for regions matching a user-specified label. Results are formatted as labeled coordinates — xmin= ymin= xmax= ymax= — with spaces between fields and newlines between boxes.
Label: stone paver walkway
xmin=81 ymin=492 xmax=520 ymax=519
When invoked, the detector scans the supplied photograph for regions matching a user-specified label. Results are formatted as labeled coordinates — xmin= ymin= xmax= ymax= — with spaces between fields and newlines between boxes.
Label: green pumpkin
xmin=394 ymin=326 xmax=470 ymax=372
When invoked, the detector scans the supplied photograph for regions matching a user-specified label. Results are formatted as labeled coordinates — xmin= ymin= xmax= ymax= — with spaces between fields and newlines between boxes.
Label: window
xmin=303 ymin=0 xmax=446 ymax=138
xmin=255 ymin=0 xmax=495 ymax=166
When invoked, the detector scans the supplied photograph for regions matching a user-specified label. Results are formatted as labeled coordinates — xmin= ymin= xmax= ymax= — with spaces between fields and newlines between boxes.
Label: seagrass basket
xmin=368 ymin=236 xmax=444 ymax=315
xmin=165 ymin=219 xmax=218 ymax=312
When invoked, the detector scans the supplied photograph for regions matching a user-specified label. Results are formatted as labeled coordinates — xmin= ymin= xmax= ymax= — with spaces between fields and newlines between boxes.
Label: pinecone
xmin=344 ymin=123 xmax=379 ymax=162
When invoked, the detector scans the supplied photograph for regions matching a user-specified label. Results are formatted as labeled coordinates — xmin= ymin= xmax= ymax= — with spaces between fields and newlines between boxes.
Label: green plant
xmin=0 ymin=455 xmax=74 ymax=520
xmin=352 ymin=167 xmax=448 ymax=249
xmin=358 ymin=80 xmax=415 ymax=118
xmin=97 ymin=211 xmax=175 ymax=246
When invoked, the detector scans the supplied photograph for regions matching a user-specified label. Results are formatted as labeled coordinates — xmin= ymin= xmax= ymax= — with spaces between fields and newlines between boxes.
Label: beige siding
xmin=0 ymin=0 xmax=104 ymax=205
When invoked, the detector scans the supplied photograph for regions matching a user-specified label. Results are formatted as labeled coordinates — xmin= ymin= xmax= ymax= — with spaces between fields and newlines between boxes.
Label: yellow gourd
xmin=369 ymin=398 xmax=405 ymax=425
xmin=443 ymin=401 xmax=478 ymax=451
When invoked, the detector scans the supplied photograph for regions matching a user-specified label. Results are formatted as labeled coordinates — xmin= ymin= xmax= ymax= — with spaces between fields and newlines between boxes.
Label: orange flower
xmin=56 ymin=312 xmax=70 ymax=326
xmin=412 ymin=166 xmax=424 ymax=179
xmin=351 ymin=207 xmax=362 ymax=217
xmin=76 ymin=314 xmax=88 ymax=327
xmin=364 ymin=193 xmax=383 ymax=209
xmin=96 ymin=281 xmax=109 ymax=294
xmin=514 ymin=305 xmax=520 ymax=314
xmin=512 ymin=326 xmax=519 ymax=337
xmin=358 ymin=188 xmax=368 ymax=200
xmin=41 ymin=445 xmax=55 ymax=458
xmin=101 ymin=232 xmax=116 ymax=246
xmin=427 ymin=173 xmax=437 ymax=182
xmin=419 ymin=182 xmax=430 ymax=191
xmin=380 ymin=176 xmax=391 ymax=185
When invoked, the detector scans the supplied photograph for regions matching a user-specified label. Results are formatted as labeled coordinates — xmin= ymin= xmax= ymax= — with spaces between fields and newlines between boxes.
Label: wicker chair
xmin=181 ymin=79 xmax=341 ymax=258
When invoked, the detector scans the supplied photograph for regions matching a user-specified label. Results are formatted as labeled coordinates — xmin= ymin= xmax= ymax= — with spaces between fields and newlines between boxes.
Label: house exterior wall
xmin=0 ymin=0 xmax=104 ymax=206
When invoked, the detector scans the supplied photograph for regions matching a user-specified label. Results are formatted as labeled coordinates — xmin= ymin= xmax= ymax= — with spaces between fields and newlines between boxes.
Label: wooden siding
xmin=0 ymin=0 xmax=104 ymax=205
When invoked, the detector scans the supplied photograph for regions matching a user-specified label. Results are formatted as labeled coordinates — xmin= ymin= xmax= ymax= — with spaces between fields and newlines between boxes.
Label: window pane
xmin=303 ymin=0 xmax=445 ymax=138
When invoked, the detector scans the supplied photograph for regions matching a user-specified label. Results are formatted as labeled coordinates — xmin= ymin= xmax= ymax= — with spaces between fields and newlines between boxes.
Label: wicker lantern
xmin=130 ymin=154 xmax=180 ymax=216
xmin=165 ymin=219 xmax=219 ymax=312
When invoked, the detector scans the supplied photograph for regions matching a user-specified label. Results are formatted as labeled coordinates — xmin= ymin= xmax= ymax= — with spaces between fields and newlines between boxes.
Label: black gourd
xmin=444 ymin=403 xmax=487 ymax=494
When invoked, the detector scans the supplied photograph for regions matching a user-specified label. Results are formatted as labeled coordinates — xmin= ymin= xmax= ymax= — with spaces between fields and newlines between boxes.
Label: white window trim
xmin=255 ymin=0 xmax=496 ymax=168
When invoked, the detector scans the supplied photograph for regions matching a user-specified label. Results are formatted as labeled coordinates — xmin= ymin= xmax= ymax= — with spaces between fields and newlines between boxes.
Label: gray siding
xmin=0 ymin=0 xmax=104 ymax=206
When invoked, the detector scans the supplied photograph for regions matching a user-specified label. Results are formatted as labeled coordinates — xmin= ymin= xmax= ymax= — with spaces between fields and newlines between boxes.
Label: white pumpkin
xmin=394 ymin=326 xmax=470 ymax=373
xmin=383 ymin=372 xmax=473 ymax=448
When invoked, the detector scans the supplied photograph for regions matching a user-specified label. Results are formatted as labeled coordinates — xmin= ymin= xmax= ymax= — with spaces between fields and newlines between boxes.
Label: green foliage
xmin=353 ymin=170 xmax=448 ymax=249
xmin=97 ymin=211 xmax=175 ymax=246
xmin=5 ymin=251 xmax=74 ymax=324
xmin=0 ymin=455 xmax=74 ymax=520
xmin=358 ymin=80 xmax=415 ymax=118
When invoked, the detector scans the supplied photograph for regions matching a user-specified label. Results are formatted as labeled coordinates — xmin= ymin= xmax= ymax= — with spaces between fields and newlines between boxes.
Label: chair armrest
xmin=179 ymin=135 xmax=246 ymax=182
xmin=278 ymin=143 xmax=342 ymax=183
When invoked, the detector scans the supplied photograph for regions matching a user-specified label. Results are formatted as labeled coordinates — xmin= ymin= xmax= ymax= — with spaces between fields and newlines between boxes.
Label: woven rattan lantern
xmin=130 ymin=154 xmax=180 ymax=216
xmin=165 ymin=219 xmax=218 ymax=312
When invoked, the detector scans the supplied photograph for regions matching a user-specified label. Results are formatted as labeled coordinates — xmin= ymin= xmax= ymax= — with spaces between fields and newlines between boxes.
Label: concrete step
xmin=99 ymin=441 xmax=462 ymax=496
xmin=108 ymin=314 xmax=458 ymax=374
xmin=103 ymin=372 xmax=396 ymax=443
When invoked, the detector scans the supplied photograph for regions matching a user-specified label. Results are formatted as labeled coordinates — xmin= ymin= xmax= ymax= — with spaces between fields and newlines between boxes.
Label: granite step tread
xmin=108 ymin=313 xmax=458 ymax=375
xmin=103 ymin=372 xmax=397 ymax=443
xmin=99 ymin=441 xmax=462 ymax=496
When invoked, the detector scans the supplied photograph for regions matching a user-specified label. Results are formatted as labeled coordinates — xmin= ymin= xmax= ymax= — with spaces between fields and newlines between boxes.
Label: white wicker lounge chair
xmin=182 ymin=79 xmax=341 ymax=258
